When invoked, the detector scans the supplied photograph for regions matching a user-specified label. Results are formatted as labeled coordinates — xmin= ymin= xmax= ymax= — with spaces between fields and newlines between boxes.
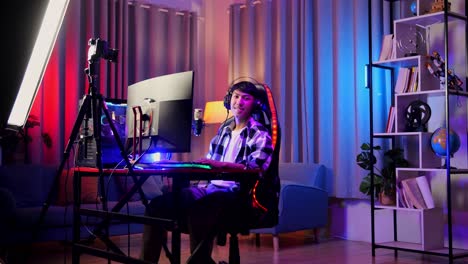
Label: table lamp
xmin=203 ymin=101 xmax=231 ymax=124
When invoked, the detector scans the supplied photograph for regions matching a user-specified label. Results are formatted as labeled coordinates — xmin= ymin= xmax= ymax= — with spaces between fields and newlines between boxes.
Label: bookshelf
xmin=367 ymin=0 xmax=467 ymax=262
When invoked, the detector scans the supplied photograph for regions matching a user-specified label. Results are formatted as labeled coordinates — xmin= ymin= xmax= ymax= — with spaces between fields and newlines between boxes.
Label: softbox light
xmin=7 ymin=0 xmax=69 ymax=130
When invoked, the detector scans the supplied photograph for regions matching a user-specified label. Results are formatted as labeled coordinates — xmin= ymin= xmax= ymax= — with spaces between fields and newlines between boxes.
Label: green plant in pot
xmin=356 ymin=143 xmax=409 ymax=205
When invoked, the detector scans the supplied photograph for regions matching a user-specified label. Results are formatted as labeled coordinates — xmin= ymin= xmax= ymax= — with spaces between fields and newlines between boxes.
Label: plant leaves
xmin=360 ymin=143 xmax=371 ymax=150
xmin=359 ymin=174 xmax=383 ymax=197
xmin=356 ymin=152 xmax=377 ymax=170
xmin=357 ymin=144 xmax=409 ymax=197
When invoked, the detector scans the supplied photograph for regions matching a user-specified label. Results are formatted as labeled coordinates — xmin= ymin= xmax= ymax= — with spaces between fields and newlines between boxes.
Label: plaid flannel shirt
xmin=206 ymin=117 xmax=273 ymax=172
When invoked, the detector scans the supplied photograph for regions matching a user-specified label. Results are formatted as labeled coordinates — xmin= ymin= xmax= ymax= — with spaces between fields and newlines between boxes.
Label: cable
xmin=124 ymin=136 xmax=153 ymax=169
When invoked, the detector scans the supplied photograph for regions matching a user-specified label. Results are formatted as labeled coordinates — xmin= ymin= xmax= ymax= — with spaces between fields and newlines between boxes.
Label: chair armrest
xmin=277 ymin=184 xmax=328 ymax=232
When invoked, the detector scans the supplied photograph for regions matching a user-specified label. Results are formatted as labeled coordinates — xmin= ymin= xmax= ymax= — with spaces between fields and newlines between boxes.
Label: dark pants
xmin=140 ymin=186 xmax=252 ymax=264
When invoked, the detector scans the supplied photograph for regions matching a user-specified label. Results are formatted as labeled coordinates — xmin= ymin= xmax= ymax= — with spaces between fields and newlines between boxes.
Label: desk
xmin=71 ymin=166 xmax=260 ymax=264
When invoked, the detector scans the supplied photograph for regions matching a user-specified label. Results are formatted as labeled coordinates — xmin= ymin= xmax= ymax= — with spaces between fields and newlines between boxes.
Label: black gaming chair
xmin=215 ymin=83 xmax=281 ymax=264
xmin=177 ymin=82 xmax=280 ymax=264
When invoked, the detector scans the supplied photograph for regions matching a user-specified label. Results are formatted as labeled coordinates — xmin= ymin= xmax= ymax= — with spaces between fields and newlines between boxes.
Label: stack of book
xmin=398 ymin=176 xmax=435 ymax=209
xmin=394 ymin=67 xmax=419 ymax=94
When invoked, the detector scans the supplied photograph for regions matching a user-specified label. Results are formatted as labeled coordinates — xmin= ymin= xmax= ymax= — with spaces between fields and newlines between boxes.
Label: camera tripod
xmin=35 ymin=39 xmax=149 ymax=254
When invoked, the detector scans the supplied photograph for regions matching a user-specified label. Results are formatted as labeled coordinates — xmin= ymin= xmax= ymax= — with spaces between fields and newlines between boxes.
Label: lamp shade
xmin=203 ymin=101 xmax=231 ymax=124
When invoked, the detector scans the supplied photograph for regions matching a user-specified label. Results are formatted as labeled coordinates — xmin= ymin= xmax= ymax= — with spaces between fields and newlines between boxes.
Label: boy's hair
xmin=231 ymin=81 xmax=260 ymax=98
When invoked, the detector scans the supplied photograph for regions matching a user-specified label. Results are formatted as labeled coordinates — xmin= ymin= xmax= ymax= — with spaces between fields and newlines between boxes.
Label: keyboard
xmin=134 ymin=161 xmax=212 ymax=170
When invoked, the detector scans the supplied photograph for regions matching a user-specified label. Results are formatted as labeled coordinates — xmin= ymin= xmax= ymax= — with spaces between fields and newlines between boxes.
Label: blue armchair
xmin=250 ymin=162 xmax=328 ymax=251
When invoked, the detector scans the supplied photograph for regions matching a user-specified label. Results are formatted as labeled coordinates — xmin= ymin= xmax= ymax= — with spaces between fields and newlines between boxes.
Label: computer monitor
xmin=126 ymin=71 xmax=194 ymax=158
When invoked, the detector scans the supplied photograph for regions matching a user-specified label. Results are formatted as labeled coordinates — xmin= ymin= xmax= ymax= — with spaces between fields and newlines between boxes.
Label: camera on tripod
xmin=87 ymin=38 xmax=118 ymax=63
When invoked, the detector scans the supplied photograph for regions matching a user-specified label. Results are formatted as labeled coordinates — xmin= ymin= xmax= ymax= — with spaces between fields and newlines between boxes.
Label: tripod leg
xmin=99 ymin=98 xmax=149 ymax=206
xmin=85 ymin=96 xmax=151 ymax=253
xmin=35 ymin=95 xmax=92 ymax=240
xmin=92 ymin=95 xmax=108 ymax=212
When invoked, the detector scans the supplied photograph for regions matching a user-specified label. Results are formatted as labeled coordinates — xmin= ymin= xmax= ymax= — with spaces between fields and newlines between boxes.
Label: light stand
xmin=35 ymin=38 xmax=148 ymax=251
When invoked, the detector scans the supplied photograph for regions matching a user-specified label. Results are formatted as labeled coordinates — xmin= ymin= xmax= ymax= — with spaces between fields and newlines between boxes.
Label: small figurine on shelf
xmin=425 ymin=51 xmax=464 ymax=91
xmin=447 ymin=69 xmax=464 ymax=90
xmin=430 ymin=51 xmax=444 ymax=68
xmin=429 ymin=0 xmax=451 ymax=13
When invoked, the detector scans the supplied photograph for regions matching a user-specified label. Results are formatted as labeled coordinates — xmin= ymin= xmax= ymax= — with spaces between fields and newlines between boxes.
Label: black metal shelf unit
xmin=366 ymin=0 xmax=468 ymax=263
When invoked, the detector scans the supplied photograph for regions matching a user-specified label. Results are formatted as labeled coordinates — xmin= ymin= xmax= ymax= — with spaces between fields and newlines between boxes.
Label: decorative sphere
xmin=430 ymin=127 xmax=461 ymax=157
xmin=410 ymin=1 xmax=417 ymax=15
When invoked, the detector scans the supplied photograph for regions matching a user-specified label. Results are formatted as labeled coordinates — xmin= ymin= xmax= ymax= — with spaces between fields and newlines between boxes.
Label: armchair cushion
xmin=278 ymin=163 xmax=326 ymax=189
xmin=251 ymin=162 xmax=328 ymax=235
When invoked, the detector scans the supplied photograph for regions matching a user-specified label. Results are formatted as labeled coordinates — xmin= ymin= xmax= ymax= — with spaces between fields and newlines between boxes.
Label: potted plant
xmin=356 ymin=143 xmax=409 ymax=205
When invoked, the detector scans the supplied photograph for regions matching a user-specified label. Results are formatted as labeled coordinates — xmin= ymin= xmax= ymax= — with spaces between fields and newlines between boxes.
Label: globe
xmin=430 ymin=127 xmax=461 ymax=158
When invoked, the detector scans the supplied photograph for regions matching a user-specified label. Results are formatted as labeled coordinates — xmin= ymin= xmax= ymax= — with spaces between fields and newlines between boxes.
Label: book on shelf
xmin=412 ymin=67 xmax=419 ymax=92
xmin=399 ymin=176 xmax=434 ymax=209
xmin=415 ymin=176 xmax=434 ymax=208
xmin=406 ymin=67 xmax=419 ymax=93
xmin=390 ymin=36 xmax=396 ymax=60
xmin=394 ymin=67 xmax=410 ymax=94
xmin=403 ymin=68 xmax=412 ymax=93
xmin=397 ymin=182 xmax=410 ymax=208
xmin=385 ymin=106 xmax=395 ymax=133
xmin=401 ymin=178 xmax=425 ymax=209
xmin=394 ymin=67 xmax=419 ymax=94
xmin=378 ymin=34 xmax=394 ymax=61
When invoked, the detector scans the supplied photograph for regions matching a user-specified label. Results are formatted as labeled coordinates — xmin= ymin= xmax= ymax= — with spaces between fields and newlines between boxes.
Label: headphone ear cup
xmin=224 ymin=88 xmax=232 ymax=110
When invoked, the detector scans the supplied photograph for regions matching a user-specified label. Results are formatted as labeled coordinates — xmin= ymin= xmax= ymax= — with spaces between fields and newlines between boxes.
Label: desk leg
xmin=72 ymin=246 xmax=80 ymax=264
xmin=172 ymin=229 xmax=181 ymax=264
xmin=171 ymin=177 xmax=188 ymax=264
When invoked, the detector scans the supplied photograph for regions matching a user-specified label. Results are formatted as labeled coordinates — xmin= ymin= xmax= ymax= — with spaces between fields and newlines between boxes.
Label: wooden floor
xmin=3 ymin=232 xmax=468 ymax=264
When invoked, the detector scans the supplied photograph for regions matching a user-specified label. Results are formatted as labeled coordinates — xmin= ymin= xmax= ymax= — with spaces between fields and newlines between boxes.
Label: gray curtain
xmin=229 ymin=0 xmax=385 ymax=198
xmin=25 ymin=0 xmax=205 ymax=165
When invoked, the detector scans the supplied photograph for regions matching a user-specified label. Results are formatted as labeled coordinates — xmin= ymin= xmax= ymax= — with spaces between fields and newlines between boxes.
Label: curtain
xmin=229 ymin=0 xmax=386 ymax=198
xmin=25 ymin=0 xmax=204 ymax=165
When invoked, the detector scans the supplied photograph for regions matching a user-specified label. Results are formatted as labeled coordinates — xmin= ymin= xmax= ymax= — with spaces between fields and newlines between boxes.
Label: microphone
xmin=192 ymin=108 xmax=204 ymax=136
